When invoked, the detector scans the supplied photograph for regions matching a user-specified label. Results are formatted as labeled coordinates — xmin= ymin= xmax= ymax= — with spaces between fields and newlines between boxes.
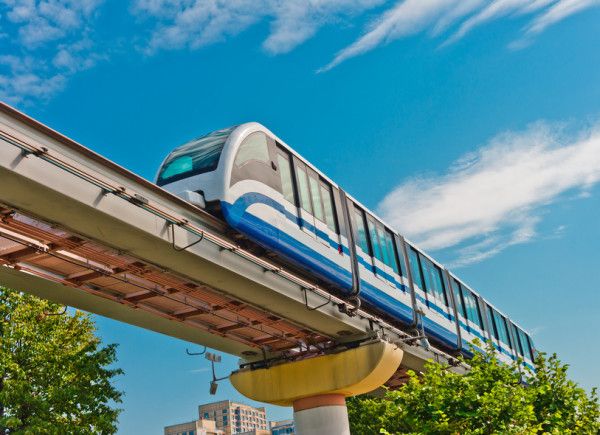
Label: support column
xmin=230 ymin=340 xmax=403 ymax=435
xmin=293 ymin=394 xmax=349 ymax=435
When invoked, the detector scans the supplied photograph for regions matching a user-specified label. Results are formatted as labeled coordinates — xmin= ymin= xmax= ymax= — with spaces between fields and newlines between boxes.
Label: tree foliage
xmin=348 ymin=341 xmax=599 ymax=434
xmin=0 ymin=287 xmax=123 ymax=434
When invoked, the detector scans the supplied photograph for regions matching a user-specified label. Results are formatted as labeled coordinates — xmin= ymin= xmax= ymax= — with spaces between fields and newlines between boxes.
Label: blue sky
xmin=2 ymin=1 xmax=600 ymax=433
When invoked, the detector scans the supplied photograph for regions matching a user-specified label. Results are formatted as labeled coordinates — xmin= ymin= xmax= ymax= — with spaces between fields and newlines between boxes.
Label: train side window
xmin=395 ymin=237 xmax=407 ymax=277
xmin=235 ymin=132 xmax=270 ymax=167
xmin=433 ymin=265 xmax=449 ymax=306
xmin=420 ymin=255 xmax=448 ymax=306
xmin=519 ymin=330 xmax=534 ymax=361
xmin=307 ymin=170 xmax=324 ymax=222
xmin=474 ymin=296 xmax=485 ymax=330
xmin=463 ymin=290 xmax=482 ymax=329
xmin=512 ymin=324 xmax=524 ymax=356
xmin=493 ymin=310 xmax=511 ymax=347
xmin=408 ymin=248 xmax=425 ymax=290
xmin=367 ymin=218 xmax=384 ymax=263
xmin=377 ymin=225 xmax=389 ymax=265
xmin=384 ymin=230 xmax=400 ymax=274
xmin=320 ymin=181 xmax=338 ymax=233
xmin=353 ymin=206 xmax=370 ymax=255
xmin=486 ymin=304 xmax=499 ymax=340
xmin=451 ymin=279 xmax=466 ymax=319
xmin=295 ymin=164 xmax=313 ymax=214
xmin=503 ymin=317 xmax=514 ymax=349
xmin=276 ymin=150 xmax=296 ymax=205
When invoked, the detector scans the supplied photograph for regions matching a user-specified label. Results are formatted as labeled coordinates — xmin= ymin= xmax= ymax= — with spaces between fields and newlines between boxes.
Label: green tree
xmin=348 ymin=341 xmax=599 ymax=435
xmin=0 ymin=287 xmax=123 ymax=434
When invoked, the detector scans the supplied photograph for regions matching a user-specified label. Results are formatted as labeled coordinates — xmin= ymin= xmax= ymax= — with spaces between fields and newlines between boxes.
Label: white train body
xmin=156 ymin=123 xmax=536 ymax=370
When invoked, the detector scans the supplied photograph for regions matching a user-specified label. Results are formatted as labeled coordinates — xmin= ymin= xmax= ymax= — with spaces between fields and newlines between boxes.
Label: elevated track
xmin=0 ymin=102 xmax=463 ymax=392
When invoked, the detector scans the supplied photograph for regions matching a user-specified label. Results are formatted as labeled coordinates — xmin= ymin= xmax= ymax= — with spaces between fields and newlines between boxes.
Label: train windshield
xmin=156 ymin=126 xmax=236 ymax=186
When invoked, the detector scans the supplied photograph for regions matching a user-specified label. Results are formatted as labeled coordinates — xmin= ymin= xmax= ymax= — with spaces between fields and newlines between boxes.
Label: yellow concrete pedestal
xmin=230 ymin=341 xmax=402 ymax=435
xmin=230 ymin=341 xmax=403 ymax=406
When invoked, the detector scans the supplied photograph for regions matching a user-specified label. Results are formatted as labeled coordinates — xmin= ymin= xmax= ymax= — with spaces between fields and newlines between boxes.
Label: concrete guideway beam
xmin=230 ymin=340 xmax=403 ymax=434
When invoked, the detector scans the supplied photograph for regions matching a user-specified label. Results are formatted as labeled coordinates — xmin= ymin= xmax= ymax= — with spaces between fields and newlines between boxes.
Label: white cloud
xmin=377 ymin=122 xmax=600 ymax=267
xmin=322 ymin=0 xmax=461 ymax=71
xmin=446 ymin=0 xmax=556 ymax=45
xmin=263 ymin=0 xmax=383 ymax=55
xmin=2 ymin=0 xmax=102 ymax=46
xmin=0 ymin=0 xmax=105 ymax=103
xmin=132 ymin=0 xmax=383 ymax=55
xmin=323 ymin=0 xmax=599 ymax=69
xmin=526 ymin=0 xmax=600 ymax=34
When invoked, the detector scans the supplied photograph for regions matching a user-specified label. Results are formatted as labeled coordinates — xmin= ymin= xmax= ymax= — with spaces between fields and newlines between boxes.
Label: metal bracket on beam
xmin=302 ymin=287 xmax=332 ymax=311
xmin=170 ymin=222 xmax=204 ymax=252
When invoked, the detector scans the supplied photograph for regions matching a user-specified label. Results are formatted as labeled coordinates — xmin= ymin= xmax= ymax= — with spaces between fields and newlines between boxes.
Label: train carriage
xmin=156 ymin=122 xmax=536 ymax=367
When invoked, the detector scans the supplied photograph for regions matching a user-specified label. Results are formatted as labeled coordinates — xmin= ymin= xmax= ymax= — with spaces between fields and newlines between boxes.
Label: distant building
xmin=270 ymin=420 xmax=294 ymax=435
xmin=198 ymin=400 xmax=268 ymax=435
xmin=164 ymin=418 xmax=224 ymax=435
xmin=237 ymin=430 xmax=270 ymax=435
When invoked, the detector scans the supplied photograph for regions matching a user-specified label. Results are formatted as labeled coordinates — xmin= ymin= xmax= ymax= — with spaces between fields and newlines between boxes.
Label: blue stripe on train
xmin=221 ymin=195 xmax=459 ymax=350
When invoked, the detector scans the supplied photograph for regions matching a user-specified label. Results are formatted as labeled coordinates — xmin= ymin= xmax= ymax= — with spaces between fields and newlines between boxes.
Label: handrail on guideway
xmin=0 ymin=102 xmax=466 ymax=371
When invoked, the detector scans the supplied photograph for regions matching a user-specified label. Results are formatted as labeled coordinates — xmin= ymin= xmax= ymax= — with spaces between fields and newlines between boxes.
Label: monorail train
xmin=155 ymin=123 xmax=536 ymax=370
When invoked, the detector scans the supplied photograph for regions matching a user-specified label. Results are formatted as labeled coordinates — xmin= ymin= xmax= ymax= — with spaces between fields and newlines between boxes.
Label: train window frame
xmin=451 ymin=279 xmax=467 ymax=319
xmin=408 ymin=247 xmax=425 ymax=291
xmin=157 ymin=126 xmax=236 ymax=186
xmin=307 ymin=168 xmax=325 ymax=223
xmin=434 ymin=264 xmax=449 ymax=307
xmin=366 ymin=216 xmax=384 ymax=264
xmin=512 ymin=324 xmax=525 ymax=357
xmin=419 ymin=254 xmax=449 ymax=307
xmin=519 ymin=330 xmax=535 ymax=361
xmin=275 ymin=146 xmax=297 ymax=206
xmin=501 ymin=316 xmax=514 ymax=350
xmin=234 ymin=131 xmax=270 ymax=167
xmin=526 ymin=335 xmax=535 ymax=361
xmin=319 ymin=180 xmax=339 ymax=234
xmin=384 ymin=229 xmax=400 ymax=275
xmin=486 ymin=304 xmax=499 ymax=341
xmin=394 ymin=235 xmax=408 ymax=278
xmin=492 ymin=309 xmax=512 ymax=348
xmin=353 ymin=205 xmax=371 ymax=256
xmin=295 ymin=162 xmax=313 ymax=215
xmin=462 ymin=289 xmax=483 ymax=330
